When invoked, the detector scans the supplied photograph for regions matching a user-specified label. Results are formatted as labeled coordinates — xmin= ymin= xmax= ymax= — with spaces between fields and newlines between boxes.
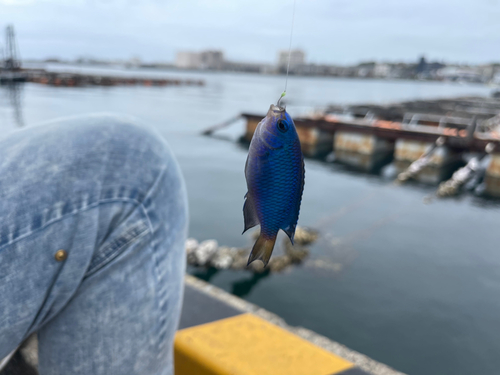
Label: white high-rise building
xmin=277 ymin=49 xmax=305 ymax=69
xmin=200 ymin=50 xmax=224 ymax=70
xmin=175 ymin=50 xmax=224 ymax=70
xmin=175 ymin=52 xmax=202 ymax=69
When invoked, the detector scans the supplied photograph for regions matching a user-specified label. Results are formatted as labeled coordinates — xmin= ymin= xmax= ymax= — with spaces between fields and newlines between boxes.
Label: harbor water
xmin=1 ymin=66 xmax=499 ymax=375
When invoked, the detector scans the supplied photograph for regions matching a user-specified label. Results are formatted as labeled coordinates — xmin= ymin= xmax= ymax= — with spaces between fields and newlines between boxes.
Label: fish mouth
xmin=267 ymin=104 xmax=286 ymax=122
xmin=270 ymin=104 xmax=285 ymax=113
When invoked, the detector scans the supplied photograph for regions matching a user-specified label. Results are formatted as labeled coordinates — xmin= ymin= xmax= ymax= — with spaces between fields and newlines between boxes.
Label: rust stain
xmin=395 ymin=140 xmax=428 ymax=161
xmin=324 ymin=115 xmax=339 ymax=123
xmin=245 ymin=119 xmax=260 ymax=142
xmin=487 ymin=154 xmax=500 ymax=177
xmin=485 ymin=175 xmax=500 ymax=197
xmin=335 ymin=133 xmax=375 ymax=154
xmin=374 ymin=120 xmax=401 ymax=130
xmin=296 ymin=127 xmax=316 ymax=146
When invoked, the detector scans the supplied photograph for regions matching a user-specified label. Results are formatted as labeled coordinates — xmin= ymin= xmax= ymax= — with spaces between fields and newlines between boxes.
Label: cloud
xmin=1 ymin=0 xmax=499 ymax=64
xmin=0 ymin=0 xmax=35 ymax=4
xmin=0 ymin=0 xmax=83 ymax=4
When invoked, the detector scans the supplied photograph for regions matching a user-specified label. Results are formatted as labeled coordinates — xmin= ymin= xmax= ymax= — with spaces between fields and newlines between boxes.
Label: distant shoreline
xmin=18 ymin=61 xmax=497 ymax=87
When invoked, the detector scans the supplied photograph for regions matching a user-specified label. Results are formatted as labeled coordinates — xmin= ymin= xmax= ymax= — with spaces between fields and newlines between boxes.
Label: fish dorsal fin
xmin=242 ymin=193 xmax=259 ymax=234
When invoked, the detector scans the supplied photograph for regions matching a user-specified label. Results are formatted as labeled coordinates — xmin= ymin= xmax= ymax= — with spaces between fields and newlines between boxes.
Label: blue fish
xmin=243 ymin=104 xmax=305 ymax=266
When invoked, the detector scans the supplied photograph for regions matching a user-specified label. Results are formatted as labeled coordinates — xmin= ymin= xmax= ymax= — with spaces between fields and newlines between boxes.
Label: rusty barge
xmin=238 ymin=97 xmax=500 ymax=197
xmin=20 ymin=69 xmax=204 ymax=87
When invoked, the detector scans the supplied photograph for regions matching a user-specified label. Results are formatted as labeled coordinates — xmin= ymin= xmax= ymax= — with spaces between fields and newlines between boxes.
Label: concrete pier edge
xmin=184 ymin=274 xmax=405 ymax=375
xmin=0 ymin=275 xmax=406 ymax=375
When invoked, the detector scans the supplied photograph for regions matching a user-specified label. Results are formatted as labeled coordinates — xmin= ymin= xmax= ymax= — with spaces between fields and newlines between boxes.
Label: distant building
xmin=478 ymin=63 xmax=498 ymax=81
xmin=356 ymin=62 xmax=376 ymax=78
xmin=373 ymin=63 xmax=391 ymax=78
xmin=437 ymin=66 xmax=485 ymax=83
xmin=277 ymin=49 xmax=305 ymax=70
xmin=171 ymin=48 xmax=496 ymax=82
xmin=200 ymin=50 xmax=224 ymax=70
xmin=416 ymin=56 xmax=427 ymax=74
xmin=415 ymin=56 xmax=446 ymax=79
xmin=126 ymin=56 xmax=142 ymax=69
xmin=223 ymin=61 xmax=274 ymax=74
xmin=175 ymin=51 xmax=202 ymax=69
xmin=176 ymin=50 xmax=224 ymax=70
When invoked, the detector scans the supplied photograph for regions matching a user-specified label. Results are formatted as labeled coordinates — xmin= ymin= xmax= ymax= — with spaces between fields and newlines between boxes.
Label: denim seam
xmin=87 ymin=221 xmax=149 ymax=270
xmin=142 ymin=166 xmax=167 ymax=218
xmin=0 ymin=197 xmax=151 ymax=252
xmin=135 ymin=165 xmax=170 ymax=357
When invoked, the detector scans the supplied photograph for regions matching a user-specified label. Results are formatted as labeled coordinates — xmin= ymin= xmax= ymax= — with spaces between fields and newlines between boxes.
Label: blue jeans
xmin=0 ymin=115 xmax=188 ymax=375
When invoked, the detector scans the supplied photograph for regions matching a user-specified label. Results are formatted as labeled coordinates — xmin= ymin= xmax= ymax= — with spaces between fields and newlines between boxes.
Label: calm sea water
xmin=1 ymin=66 xmax=499 ymax=375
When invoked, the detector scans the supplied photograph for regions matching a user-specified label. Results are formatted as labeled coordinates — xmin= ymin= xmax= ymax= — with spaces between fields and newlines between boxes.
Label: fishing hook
xmin=277 ymin=91 xmax=286 ymax=108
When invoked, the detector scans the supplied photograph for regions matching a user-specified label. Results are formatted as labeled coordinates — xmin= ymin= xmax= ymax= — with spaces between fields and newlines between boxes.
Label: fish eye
xmin=277 ymin=119 xmax=289 ymax=133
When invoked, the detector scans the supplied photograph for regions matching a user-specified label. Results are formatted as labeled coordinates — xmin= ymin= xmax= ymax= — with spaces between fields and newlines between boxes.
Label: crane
xmin=4 ymin=25 xmax=21 ymax=71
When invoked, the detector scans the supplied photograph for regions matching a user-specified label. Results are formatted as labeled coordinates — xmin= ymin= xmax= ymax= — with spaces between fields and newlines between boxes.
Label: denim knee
xmin=0 ymin=113 xmax=188 ymax=262
xmin=57 ymin=114 xmax=189 ymax=246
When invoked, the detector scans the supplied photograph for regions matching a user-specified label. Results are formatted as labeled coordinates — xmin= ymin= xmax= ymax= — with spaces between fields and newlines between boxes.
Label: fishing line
xmin=277 ymin=0 xmax=297 ymax=107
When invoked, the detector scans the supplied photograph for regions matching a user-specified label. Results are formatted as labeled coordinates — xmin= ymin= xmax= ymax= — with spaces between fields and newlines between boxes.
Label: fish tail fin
xmin=247 ymin=234 xmax=276 ymax=267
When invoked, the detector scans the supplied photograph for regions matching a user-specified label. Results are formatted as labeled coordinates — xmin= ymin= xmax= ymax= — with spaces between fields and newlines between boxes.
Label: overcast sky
xmin=1 ymin=0 xmax=499 ymax=65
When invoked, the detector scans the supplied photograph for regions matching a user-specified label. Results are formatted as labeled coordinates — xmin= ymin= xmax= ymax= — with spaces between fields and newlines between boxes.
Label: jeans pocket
xmin=85 ymin=219 xmax=150 ymax=278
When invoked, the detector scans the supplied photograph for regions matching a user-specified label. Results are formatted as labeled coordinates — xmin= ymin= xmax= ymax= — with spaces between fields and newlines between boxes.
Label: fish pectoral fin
xmin=242 ymin=193 xmax=259 ymax=234
xmin=247 ymin=234 xmax=276 ymax=267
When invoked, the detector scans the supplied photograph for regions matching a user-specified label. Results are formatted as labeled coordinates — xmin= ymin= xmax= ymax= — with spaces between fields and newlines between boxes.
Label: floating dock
xmin=241 ymin=97 xmax=500 ymax=196
xmin=7 ymin=68 xmax=205 ymax=87
xmin=0 ymin=71 xmax=28 ymax=83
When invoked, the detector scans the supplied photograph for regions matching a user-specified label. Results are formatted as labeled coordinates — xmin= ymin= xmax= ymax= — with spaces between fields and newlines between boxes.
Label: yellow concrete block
xmin=175 ymin=313 xmax=353 ymax=375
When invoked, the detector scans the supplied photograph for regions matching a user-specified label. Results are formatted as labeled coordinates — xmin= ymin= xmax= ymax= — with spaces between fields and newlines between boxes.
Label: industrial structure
xmin=0 ymin=25 xmax=27 ymax=82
